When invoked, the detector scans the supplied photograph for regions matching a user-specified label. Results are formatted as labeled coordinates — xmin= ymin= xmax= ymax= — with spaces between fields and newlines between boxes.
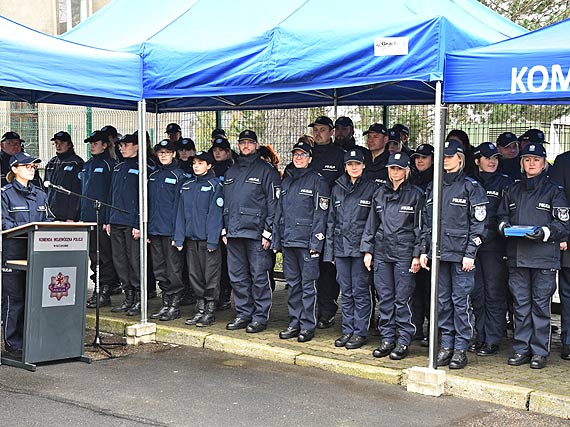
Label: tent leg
xmin=137 ymin=100 xmax=149 ymax=324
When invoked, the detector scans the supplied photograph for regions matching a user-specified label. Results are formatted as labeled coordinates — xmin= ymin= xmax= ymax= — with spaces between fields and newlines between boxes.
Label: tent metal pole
xmin=428 ymin=81 xmax=446 ymax=370
xmin=216 ymin=111 xmax=222 ymax=129
xmin=382 ymin=105 xmax=390 ymax=127
xmin=138 ymin=99 xmax=148 ymax=324
xmin=333 ymin=89 xmax=338 ymax=117
xmin=154 ymin=103 xmax=159 ymax=145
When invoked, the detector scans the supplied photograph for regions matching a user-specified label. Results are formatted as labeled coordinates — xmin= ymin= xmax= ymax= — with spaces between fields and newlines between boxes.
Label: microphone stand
xmin=47 ymin=183 xmax=128 ymax=358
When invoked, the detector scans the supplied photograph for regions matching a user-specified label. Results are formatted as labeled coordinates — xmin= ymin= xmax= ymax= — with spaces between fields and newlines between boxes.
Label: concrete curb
xmin=529 ymin=391 xmax=570 ymax=419
xmin=295 ymin=354 xmax=402 ymax=384
xmin=86 ymin=314 xmax=570 ymax=420
xmin=445 ymin=375 xmax=532 ymax=410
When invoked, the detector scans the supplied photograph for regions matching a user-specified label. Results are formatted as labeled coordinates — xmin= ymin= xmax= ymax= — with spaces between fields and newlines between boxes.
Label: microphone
xmin=44 ymin=181 xmax=72 ymax=195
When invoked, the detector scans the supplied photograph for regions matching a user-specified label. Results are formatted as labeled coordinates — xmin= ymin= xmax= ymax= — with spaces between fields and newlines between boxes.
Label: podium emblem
xmin=48 ymin=272 xmax=72 ymax=301
xmin=42 ymin=267 xmax=77 ymax=307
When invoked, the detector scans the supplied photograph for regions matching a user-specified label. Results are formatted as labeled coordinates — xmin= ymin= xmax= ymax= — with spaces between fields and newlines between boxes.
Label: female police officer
xmin=470 ymin=143 xmax=513 ymax=356
xmin=420 ymin=139 xmax=488 ymax=369
xmin=361 ymin=152 xmax=424 ymax=360
xmin=324 ymin=149 xmax=377 ymax=350
xmin=272 ymin=140 xmax=330 ymax=343
xmin=497 ymin=142 xmax=569 ymax=369
xmin=2 ymin=152 xmax=53 ymax=357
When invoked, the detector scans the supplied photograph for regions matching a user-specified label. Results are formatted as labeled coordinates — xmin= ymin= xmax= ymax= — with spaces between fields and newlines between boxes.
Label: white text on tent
xmin=511 ymin=65 xmax=570 ymax=94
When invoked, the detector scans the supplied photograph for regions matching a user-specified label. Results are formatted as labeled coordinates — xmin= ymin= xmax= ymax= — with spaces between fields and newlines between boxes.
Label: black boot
xmin=86 ymin=289 xmax=98 ymax=309
xmin=151 ymin=294 xmax=171 ymax=319
xmin=196 ymin=301 xmax=216 ymax=327
xmin=98 ymin=284 xmax=112 ymax=307
xmin=126 ymin=291 xmax=141 ymax=316
xmin=111 ymin=289 xmax=135 ymax=313
xmin=185 ymin=299 xmax=205 ymax=325
xmin=160 ymin=294 xmax=182 ymax=321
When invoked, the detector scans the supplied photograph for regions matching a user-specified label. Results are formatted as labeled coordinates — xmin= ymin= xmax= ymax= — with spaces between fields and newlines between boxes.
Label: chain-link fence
xmin=2 ymin=101 xmax=570 ymax=171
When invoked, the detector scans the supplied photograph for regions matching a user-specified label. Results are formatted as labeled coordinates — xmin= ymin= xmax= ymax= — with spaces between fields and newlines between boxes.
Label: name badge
xmin=64 ymin=165 xmax=73 ymax=171
xmin=165 ymin=178 xmax=177 ymax=185
xmin=128 ymin=168 xmax=139 ymax=175
xmin=94 ymin=167 xmax=104 ymax=173
xmin=201 ymin=186 xmax=212 ymax=192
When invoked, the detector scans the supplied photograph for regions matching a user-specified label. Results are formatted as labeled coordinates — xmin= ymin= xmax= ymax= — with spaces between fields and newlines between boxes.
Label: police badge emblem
xmin=319 ymin=196 xmax=329 ymax=211
xmin=556 ymin=207 xmax=570 ymax=222
xmin=474 ymin=205 xmax=487 ymax=221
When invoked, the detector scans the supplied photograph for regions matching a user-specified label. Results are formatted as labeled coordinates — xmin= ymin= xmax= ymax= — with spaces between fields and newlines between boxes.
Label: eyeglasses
xmin=292 ymin=152 xmax=309 ymax=158
xmin=18 ymin=164 xmax=39 ymax=171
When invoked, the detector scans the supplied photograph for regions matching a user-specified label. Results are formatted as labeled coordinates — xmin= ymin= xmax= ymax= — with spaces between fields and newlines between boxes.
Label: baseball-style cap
xmin=308 ymin=116 xmax=334 ymax=129
xmin=520 ymin=128 xmax=547 ymax=144
xmin=84 ymin=130 xmax=108 ymax=143
xmin=496 ymin=132 xmax=518 ymax=147
xmin=291 ymin=141 xmax=312 ymax=156
xmin=393 ymin=123 xmax=410 ymax=136
xmin=411 ymin=144 xmax=434 ymax=157
xmin=119 ymin=133 xmax=138 ymax=144
xmin=178 ymin=137 xmax=196 ymax=150
xmin=100 ymin=125 xmax=118 ymax=138
xmin=238 ymin=129 xmax=258 ymax=142
xmin=1 ymin=131 xmax=24 ymax=142
xmin=211 ymin=128 xmax=226 ymax=138
xmin=474 ymin=142 xmax=502 ymax=159
xmin=335 ymin=116 xmax=354 ymax=128
xmin=386 ymin=152 xmax=410 ymax=168
xmin=9 ymin=152 xmax=41 ymax=168
xmin=51 ymin=131 xmax=72 ymax=143
xmin=363 ymin=123 xmax=388 ymax=136
xmin=387 ymin=128 xmax=401 ymax=143
xmin=165 ymin=123 xmax=181 ymax=134
xmin=154 ymin=139 xmax=177 ymax=152
xmin=443 ymin=139 xmax=464 ymax=156
xmin=194 ymin=150 xmax=214 ymax=164
xmin=212 ymin=136 xmax=231 ymax=151
xmin=521 ymin=143 xmax=547 ymax=158
xmin=344 ymin=149 xmax=365 ymax=164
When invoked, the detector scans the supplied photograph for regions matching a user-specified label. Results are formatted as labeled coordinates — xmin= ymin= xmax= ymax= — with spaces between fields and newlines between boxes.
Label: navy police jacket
xmin=473 ymin=170 xmax=512 ymax=253
xmin=222 ymin=152 xmax=281 ymax=241
xmin=2 ymin=179 xmax=54 ymax=263
xmin=324 ymin=174 xmax=377 ymax=261
xmin=497 ymin=172 xmax=569 ymax=269
xmin=1 ymin=150 xmax=43 ymax=188
xmin=272 ymin=166 xmax=330 ymax=252
xmin=108 ymin=157 xmax=142 ymax=228
xmin=421 ymin=171 xmax=488 ymax=262
xmin=173 ymin=170 xmax=223 ymax=250
xmin=44 ymin=150 xmax=84 ymax=221
xmin=79 ymin=151 xmax=116 ymax=222
xmin=361 ymin=180 xmax=425 ymax=262
xmin=148 ymin=161 xmax=185 ymax=236
xmin=310 ymin=141 xmax=345 ymax=188
xmin=363 ymin=149 xmax=389 ymax=185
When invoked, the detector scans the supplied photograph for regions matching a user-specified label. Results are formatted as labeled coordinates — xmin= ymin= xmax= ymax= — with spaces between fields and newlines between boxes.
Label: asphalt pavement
xmin=1 ymin=345 xmax=568 ymax=427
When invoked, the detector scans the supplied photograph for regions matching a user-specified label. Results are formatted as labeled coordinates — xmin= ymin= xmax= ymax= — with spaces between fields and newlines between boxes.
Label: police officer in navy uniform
xmin=2 ymin=152 xmax=54 ymax=357
xmin=470 ymin=143 xmax=513 ymax=356
xmin=81 ymin=130 xmax=119 ymax=309
xmin=362 ymin=152 xmax=425 ymax=360
xmin=176 ymin=137 xmax=196 ymax=175
xmin=420 ymin=139 xmax=488 ymax=369
xmin=496 ymin=132 xmax=521 ymax=180
xmin=307 ymin=116 xmax=345 ymax=329
xmin=1 ymin=132 xmax=43 ymax=188
xmin=363 ymin=123 xmax=390 ymax=184
xmin=273 ymin=141 xmax=330 ymax=342
xmin=44 ymin=131 xmax=84 ymax=221
xmin=410 ymin=144 xmax=434 ymax=346
xmin=392 ymin=124 xmax=413 ymax=156
xmin=222 ymin=130 xmax=281 ymax=333
xmin=550 ymin=145 xmax=570 ymax=360
xmin=148 ymin=139 xmax=186 ymax=321
xmin=498 ymin=143 xmax=569 ymax=369
xmin=325 ymin=149 xmax=377 ymax=349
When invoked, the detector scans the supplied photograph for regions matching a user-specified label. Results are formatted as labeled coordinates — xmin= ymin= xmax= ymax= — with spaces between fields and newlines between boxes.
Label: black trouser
xmin=412 ymin=268 xmax=431 ymax=337
xmin=2 ymin=237 xmax=27 ymax=351
xmin=150 ymin=235 xmax=185 ymax=297
xmin=110 ymin=224 xmax=140 ymax=291
xmin=316 ymin=257 xmax=339 ymax=321
xmin=186 ymin=239 xmax=221 ymax=302
xmin=219 ymin=242 xmax=231 ymax=300
xmin=88 ymin=225 xmax=119 ymax=288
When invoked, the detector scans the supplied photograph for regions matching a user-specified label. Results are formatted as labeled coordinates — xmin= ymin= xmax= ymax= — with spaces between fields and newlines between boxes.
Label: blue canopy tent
xmin=443 ymin=18 xmax=570 ymax=104
xmin=62 ymin=0 xmax=526 ymax=111
xmin=0 ymin=16 xmax=142 ymax=108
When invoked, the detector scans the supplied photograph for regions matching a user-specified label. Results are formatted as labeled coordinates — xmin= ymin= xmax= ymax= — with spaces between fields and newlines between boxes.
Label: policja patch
xmin=319 ymin=196 xmax=330 ymax=211
xmin=474 ymin=205 xmax=487 ymax=221
xmin=555 ymin=207 xmax=570 ymax=221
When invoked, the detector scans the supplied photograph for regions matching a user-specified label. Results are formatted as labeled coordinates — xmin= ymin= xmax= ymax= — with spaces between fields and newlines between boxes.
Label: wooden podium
xmin=1 ymin=221 xmax=95 ymax=370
